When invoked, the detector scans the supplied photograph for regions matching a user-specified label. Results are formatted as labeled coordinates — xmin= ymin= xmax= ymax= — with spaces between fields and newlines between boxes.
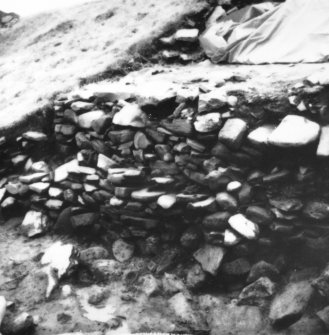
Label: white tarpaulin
xmin=201 ymin=0 xmax=329 ymax=64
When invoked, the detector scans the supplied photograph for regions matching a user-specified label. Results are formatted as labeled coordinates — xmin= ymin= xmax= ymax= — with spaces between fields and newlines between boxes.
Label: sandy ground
xmin=0 ymin=0 xmax=208 ymax=131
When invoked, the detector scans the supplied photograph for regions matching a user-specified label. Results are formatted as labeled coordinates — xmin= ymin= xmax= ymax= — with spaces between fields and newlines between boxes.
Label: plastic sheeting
xmin=201 ymin=0 xmax=329 ymax=64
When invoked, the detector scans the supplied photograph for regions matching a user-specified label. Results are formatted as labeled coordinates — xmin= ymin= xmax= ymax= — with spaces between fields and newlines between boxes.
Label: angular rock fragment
xmin=248 ymin=125 xmax=275 ymax=146
xmin=21 ymin=210 xmax=48 ymax=237
xmin=140 ymin=274 xmax=161 ymax=297
xmin=228 ymin=214 xmax=259 ymax=240
xmin=268 ymin=115 xmax=320 ymax=147
xmin=29 ymin=182 xmax=50 ymax=194
xmin=218 ymin=118 xmax=248 ymax=149
xmin=161 ymin=119 xmax=193 ymax=136
xmin=238 ymin=277 xmax=276 ymax=305
xmin=193 ymin=244 xmax=226 ymax=275
xmin=97 ymin=153 xmax=116 ymax=171
xmin=194 ymin=112 xmax=222 ymax=133
xmin=202 ymin=211 xmax=230 ymax=231
xmin=269 ymin=281 xmax=314 ymax=328
xmin=19 ymin=172 xmax=48 ymax=184
xmin=131 ymin=188 xmax=165 ymax=202
xmin=113 ymin=103 xmax=146 ymax=128
xmin=78 ymin=110 xmax=105 ymax=129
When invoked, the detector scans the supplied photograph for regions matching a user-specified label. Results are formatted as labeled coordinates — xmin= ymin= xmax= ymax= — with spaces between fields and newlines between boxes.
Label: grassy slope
xmin=0 ymin=0 xmax=208 ymax=132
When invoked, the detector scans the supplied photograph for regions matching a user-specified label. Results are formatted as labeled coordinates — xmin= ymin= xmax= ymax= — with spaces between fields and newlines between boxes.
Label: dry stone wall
xmin=2 ymin=78 xmax=329 ymax=327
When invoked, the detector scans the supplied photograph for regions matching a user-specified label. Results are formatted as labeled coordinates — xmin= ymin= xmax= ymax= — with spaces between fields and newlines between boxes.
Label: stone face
xmin=216 ymin=192 xmax=238 ymax=211
xmin=186 ymin=264 xmax=207 ymax=290
xmin=29 ymin=182 xmax=50 ymax=194
xmin=71 ymin=213 xmax=98 ymax=228
xmin=112 ymin=239 xmax=134 ymax=262
xmin=247 ymin=125 xmax=275 ymax=146
xmin=71 ymin=101 xmax=94 ymax=112
xmin=113 ymin=103 xmax=146 ymax=128
xmin=268 ymin=115 xmax=320 ymax=147
xmin=269 ymin=281 xmax=314 ymax=328
xmin=193 ymin=244 xmax=226 ymax=275
xmin=222 ymin=258 xmax=251 ymax=277
xmin=228 ymin=214 xmax=259 ymax=240
xmin=317 ymin=125 xmax=329 ymax=157
xmin=194 ymin=113 xmax=222 ymax=133
xmin=78 ymin=110 xmax=105 ymax=129
xmin=21 ymin=210 xmax=48 ymax=237
xmin=97 ymin=153 xmax=116 ymax=171
xmin=238 ymin=277 xmax=276 ymax=306
xmin=157 ymin=194 xmax=177 ymax=209
xmin=218 ymin=118 xmax=248 ymax=149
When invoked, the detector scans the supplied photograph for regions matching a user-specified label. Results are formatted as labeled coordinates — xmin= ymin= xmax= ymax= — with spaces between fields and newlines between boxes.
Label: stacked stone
xmin=1 ymin=83 xmax=329 ymax=283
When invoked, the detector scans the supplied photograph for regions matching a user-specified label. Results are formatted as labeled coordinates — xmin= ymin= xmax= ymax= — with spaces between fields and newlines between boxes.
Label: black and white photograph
xmin=1 ymin=0 xmax=329 ymax=334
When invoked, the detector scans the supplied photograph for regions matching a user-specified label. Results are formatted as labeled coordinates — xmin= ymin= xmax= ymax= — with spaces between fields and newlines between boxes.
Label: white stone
xmin=226 ymin=181 xmax=242 ymax=193
xmin=229 ymin=214 xmax=259 ymax=240
xmin=174 ymin=28 xmax=199 ymax=42
xmin=113 ymin=103 xmax=146 ymax=128
xmin=19 ymin=172 xmax=47 ymax=184
xmin=131 ymin=188 xmax=165 ymax=202
xmin=29 ymin=182 xmax=50 ymax=194
xmin=22 ymin=131 xmax=47 ymax=141
xmin=45 ymin=199 xmax=63 ymax=210
xmin=61 ymin=285 xmax=72 ymax=298
xmin=97 ymin=154 xmax=116 ymax=171
xmin=194 ymin=113 xmax=222 ymax=133
xmin=169 ymin=292 xmax=198 ymax=324
xmin=41 ymin=242 xmax=77 ymax=298
xmin=31 ymin=161 xmax=49 ymax=173
xmin=227 ymin=95 xmax=238 ymax=106
xmin=0 ymin=188 xmax=6 ymax=203
xmin=268 ymin=115 xmax=320 ymax=147
xmin=224 ymin=229 xmax=241 ymax=246
xmin=21 ymin=210 xmax=48 ymax=237
xmin=248 ymin=125 xmax=275 ymax=146
xmin=78 ymin=110 xmax=105 ymax=129
xmin=48 ymin=187 xmax=63 ymax=198
xmin=317 ymin=125 xmax=329 ymax=157
xmin=54 ymin=160 xmax=77 ymax=182
xmin=157 ymin=194 xmax=177 ymax=209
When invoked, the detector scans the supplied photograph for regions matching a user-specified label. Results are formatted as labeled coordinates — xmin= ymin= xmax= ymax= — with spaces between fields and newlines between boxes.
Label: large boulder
xmin=268 ymin=115 xmax=320 ymax=147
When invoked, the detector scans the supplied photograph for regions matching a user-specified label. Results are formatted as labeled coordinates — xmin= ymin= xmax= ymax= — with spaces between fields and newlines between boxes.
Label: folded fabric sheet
xmin=201 ymin=0 xmax=329 ymax=64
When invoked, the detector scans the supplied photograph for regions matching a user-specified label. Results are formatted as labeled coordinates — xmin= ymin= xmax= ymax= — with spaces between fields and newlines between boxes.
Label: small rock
xmin=48 ymin=187 xmax=63 ymax=198
xmin=224 ymin=229 xmax=241 ymax=246
xmin=238 ymin=277 xmax=276 ymax=305
xmin=45 ymin=199 xmax=63 ymax=210
xmin=268 ymin=115 xmax=320 ymax=147
xmin=19 ymin=172 xmax=47 ymax=184
xmin=218 ymin=118 xmax=248 ymax=149
xmin=22 ymin=131 xmax=47 ymax=141
xmin=97 ymin=153 xmax=116 ymax=171
xmin=29 ymin=182 xmax=50 ymax=194
xmin=193 ymin=244 xmax=226 ymax=275
xmin=113 ymin=103 xmax=146 ymax=128
xmin=78 ymin=110 xmax=105 ymax=129
xmin=21 ymin=210 xmax=48 ymax=237
xmin=157 ymin=194 xmax=176 ymax=209
xmin=247 ymin=261 xmax=280 ymax=283
xmin=226 ymin=181 xmax=242 ymax=193
xmin=228 ymin=214 xmax=259 ymax=240
xmin=112 ymin=239 xmax=134 ymax=262
xmin=6 ymin=181 xmax=28 ymax=196
xmin=216 ymin=192 xmax=238 ymax=211
xmin=174 ymin=28 xmax=199 ymax=42
xmin=269 ymin=198 xmax=303 ymax=213
xmin=31 ymin=161 xmax=49 ymax=173
xmin=246 ymin=206 xmax=273 ymax=225
xmin=61 ymin=285 xmax=72 ymax=298
xmin=194 ymin=113 xmax=222 ymax=133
